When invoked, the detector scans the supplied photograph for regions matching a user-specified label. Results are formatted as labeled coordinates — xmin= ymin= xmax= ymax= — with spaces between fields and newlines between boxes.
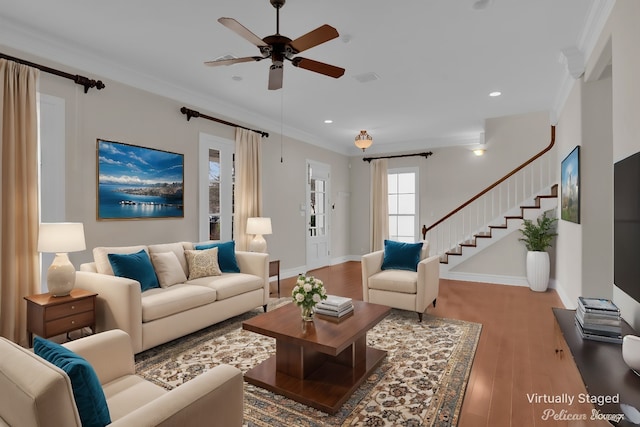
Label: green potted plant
xmin=519 ymin=212 xmax=558 ymax=292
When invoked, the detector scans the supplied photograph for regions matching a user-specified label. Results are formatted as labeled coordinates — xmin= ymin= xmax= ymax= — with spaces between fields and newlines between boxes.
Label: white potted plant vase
xmin=519 ymin=212 xmax=557 ymax=293
xmin=526 ymin=251 xmax=550 ymax=292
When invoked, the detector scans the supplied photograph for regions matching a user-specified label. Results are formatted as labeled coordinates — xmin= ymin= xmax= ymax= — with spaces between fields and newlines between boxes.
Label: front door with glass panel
xmin=306 ymin=161 xmax=331 ymax=270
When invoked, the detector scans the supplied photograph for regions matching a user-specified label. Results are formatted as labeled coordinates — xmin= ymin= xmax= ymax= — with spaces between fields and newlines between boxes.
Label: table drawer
xmin=45 ymin=311 xmax=94 ymax=337
xmin=44 ymin=298 xmax=94 ymax=321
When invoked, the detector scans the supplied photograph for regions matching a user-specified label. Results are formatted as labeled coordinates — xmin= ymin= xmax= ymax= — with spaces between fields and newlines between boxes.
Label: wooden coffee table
xmin=242 ymin=300 xmax=391 ymax=414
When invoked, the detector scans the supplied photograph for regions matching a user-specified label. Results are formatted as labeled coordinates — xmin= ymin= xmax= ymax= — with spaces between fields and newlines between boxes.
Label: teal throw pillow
xmin=381 ymin=240 xmax=423 ymax=272
xmin=34 ymin=337 xmax=111 ymax=427
xmin=108 ymin=249 xmax=160 ymax=291
xmin=194 ymin=240 xmax=240 ymax=273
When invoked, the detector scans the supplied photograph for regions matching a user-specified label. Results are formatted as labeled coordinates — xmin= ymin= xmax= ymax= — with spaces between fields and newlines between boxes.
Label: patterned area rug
xmin=135 ymin=303 xmax=482 ymax=427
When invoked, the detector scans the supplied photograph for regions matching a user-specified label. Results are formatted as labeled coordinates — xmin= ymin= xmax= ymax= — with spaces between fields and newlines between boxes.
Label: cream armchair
xmin=0 ymin=330 xmax=243 ymax=427
xmin=361 ymin=241 xmax=440 ymax=321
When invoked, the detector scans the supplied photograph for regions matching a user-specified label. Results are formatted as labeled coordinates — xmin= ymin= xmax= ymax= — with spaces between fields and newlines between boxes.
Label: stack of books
xmin=574 ymin=297 xmax=622 ymax=344
xmin=315 ymin=295 xmax=354 ymax=319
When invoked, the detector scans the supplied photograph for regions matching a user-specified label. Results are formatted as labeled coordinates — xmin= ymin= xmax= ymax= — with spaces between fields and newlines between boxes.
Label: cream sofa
xmin=76 ymin=241 xmax=269 ymax=353
xmin=361 ymin=241 xmax=440 ymax=321
xmin=0 ymin=329 xmax=243 ymax=426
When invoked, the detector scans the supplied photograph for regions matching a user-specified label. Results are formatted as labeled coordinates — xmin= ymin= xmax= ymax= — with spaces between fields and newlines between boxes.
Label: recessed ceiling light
xmin=324 ymin=119 xmax=333 ymax=124
xmin=489 ymin=91 xmax=502 ymax=97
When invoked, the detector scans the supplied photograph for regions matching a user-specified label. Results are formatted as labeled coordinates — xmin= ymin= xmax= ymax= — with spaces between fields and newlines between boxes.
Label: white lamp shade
xmin=246 ymin=217 xmax=272 ymax=235
xmin=38 ymin=223 xmax=86 ymax=253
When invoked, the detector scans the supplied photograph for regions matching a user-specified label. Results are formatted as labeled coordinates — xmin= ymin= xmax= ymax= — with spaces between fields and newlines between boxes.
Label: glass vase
xmin=300 ymin=305 xmax=314 ymax=322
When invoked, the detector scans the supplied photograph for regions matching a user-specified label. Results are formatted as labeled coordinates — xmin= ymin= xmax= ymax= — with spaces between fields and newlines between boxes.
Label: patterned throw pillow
xmin=184 ymin=247 xmax=222 ymax=280
xmin=194 ymin=240 xmax=240 ymax=273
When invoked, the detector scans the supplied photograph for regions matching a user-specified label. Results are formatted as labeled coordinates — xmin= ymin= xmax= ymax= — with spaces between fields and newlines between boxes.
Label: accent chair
xmin=361 ymin=240 xmax=440 ymax=321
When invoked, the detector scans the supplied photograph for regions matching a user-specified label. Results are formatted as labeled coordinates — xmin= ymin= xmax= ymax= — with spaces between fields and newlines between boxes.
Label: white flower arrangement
xmin=291 ymin=274 xmax=327 ymax=309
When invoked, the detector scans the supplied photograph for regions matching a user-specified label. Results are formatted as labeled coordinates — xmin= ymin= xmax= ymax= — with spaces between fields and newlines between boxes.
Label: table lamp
xmin=246 ymin=217 xmax=272 ymax=253
xmin=37 ymin=222 xmax=86 ymax=297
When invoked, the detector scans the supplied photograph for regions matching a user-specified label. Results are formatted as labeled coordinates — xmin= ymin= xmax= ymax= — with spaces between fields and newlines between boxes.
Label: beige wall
xmin=555 ymin=76 xmax=614 ymax=306
xmin=261 ymin=133 xmax=351 ymax=272
xmin=349 ymin=110 xmax=553 ymax=281
xmin=6 ymin=0 xmax=640 ymax=324
xmin=579 ymin=0 xmax=640 ymax=328
xmin=1 ymin=45 xmax=352 ymax=273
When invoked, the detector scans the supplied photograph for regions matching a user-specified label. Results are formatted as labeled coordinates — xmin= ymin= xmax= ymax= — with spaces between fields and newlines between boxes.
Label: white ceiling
xmin=0 ymin=0 xmax=610 ymax=155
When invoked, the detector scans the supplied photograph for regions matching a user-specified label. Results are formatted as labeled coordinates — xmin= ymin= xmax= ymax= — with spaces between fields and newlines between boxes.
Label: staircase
xmin=423 ymin=126 xmax=558 ymax=271
xmin=438 ymin=184 xmax=557 ymax=270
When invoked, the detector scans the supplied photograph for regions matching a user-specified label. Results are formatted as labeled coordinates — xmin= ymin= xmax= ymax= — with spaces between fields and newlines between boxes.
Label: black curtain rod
xmin=363 ymin=151 xmax=433 ymax=163
xmin=0 ymin=52 xmax=105 ymax=93
xmin=180 ymin=107 xmax=269 ymax=138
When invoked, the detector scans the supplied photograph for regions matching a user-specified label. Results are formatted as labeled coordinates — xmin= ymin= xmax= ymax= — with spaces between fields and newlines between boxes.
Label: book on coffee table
xmin=315 ymin=304 xmax=354 ymax=317
xmin=317 ymin=295 xmax=353 ymax=311
xmin=315 ymin=308 xmax=354 ymax=322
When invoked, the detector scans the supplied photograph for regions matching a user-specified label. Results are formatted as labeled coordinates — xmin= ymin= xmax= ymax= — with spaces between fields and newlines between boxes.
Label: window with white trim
xmin=388 ymin=168 xmax=419 ymax=242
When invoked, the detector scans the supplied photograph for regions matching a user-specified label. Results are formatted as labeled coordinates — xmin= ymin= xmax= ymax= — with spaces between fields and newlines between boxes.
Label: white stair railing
xmin=424 ymin=127 xmax=557 ymax=260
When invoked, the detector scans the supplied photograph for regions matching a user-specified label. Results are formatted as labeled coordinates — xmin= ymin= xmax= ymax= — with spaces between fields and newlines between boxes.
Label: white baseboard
xmin=552 ymin=280 xmax=575 ymax=309
xmin=440 ymin=270 xmax=530 ymax=287
xmin=280 ymin=258 xmax=572 ymax=304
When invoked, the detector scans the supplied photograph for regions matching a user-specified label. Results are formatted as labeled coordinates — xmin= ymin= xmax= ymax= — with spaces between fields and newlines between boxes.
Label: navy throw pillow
xmin=34 ymin=337 xmax=111 ymax=427
xmin=194 ymin=240 xmax=240 ymax=273
xmin=108 ymin=249 xmax=160 ymax=291
xmin=381 ymin=240 xmax=423 ymax=272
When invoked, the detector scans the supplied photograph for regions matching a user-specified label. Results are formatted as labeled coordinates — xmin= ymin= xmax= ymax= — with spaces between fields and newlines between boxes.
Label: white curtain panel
xmin=233 ymin=128 xmax=263 ymax=251
xmin=0 ymin=60 xmax=40 ymax=345
xmin=370 ymin=158 xmax=389 ymax=251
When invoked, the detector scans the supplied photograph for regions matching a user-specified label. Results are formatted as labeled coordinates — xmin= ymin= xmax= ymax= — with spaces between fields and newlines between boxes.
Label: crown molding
xmin=0 ymin=16 xmax=352 ymax=156
xmin=552 ymin=0 xmax=615 ymax=118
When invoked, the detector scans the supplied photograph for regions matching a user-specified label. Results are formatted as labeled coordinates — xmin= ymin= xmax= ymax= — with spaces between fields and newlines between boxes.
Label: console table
xmin=553 ymin=308 xmax=640 ymax=426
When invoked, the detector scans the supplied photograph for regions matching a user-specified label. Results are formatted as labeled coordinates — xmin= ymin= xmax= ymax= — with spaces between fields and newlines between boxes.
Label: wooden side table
xmin=24 ymin=288 xmax=97 ymax=347
xmin=269 ymin=260 xmax=281 ymax=297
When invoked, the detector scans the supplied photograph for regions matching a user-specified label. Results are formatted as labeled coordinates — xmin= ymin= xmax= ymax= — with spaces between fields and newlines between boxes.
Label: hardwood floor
xmin=273 ymin=261 xmax=611 ymax=427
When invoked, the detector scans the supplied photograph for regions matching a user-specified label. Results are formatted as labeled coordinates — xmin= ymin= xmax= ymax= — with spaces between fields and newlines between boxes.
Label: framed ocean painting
xmin=561 ymin=145 xmax=580 ymax=224
xmin=97 ymin=139 xmax=184 ymax=220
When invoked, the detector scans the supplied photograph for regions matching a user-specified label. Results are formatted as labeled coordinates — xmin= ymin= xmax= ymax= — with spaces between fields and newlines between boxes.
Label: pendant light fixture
xmin=355 ymin=130 xmax=373 ymax=152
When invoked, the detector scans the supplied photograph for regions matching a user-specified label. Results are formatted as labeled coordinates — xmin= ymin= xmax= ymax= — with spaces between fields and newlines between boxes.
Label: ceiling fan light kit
xmin=205 ymin=0 xmax=345 ymax=90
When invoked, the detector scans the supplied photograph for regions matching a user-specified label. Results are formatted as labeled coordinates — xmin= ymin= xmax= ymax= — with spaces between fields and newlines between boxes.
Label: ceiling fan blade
xmin=204 ymin=56 xmax=263 ymax=66
xmin=291 ymin=57 xmax=345 ymax=78
xmin=218 ymin=17 xmax=268 ymax=47
xmin=268 ymin=61 xmax=284 ymax=90
xmin=289 ymin=24 xmax=339 ymax=53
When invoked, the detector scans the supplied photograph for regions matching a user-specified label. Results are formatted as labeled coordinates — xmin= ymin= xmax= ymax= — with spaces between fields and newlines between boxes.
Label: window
xmin=388 ymin=169 xmax=418 ymax=242
xmin=199 ymin=133 xmax=234 ymax=242
xmin=309 ymin=177 xmax=326 ymax=237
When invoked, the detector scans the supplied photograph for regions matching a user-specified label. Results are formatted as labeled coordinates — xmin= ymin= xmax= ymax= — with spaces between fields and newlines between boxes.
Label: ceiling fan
xmin=204 ymin=0 xmax=345 ymax=90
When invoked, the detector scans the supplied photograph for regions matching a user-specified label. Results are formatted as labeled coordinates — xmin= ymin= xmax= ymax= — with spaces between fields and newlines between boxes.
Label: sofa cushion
xmin=186 ymin=273 xmax=263 ymax=300
xmin=101 ymin=375 xmax=166 ymax=422
xmin=108 ymin=250 xmax=160 ymax=292
xmin=184 ymin=247 xmax=222 ymax=280
xmin=368 ymin=270 xmax=418 ymax=294
xmin=93 ymin=245 xmax=148 ymax=276
xmin=381 ymin=240 xmax=423 ymax=272
xmin=140 ymin=284 xmax=218 ymax=322
xmin=148 ymin=242 xmax=189 ymax=277
xmin=194 ymin=240 xmax=241 ymax=273
xmin=34 ymin=337 xmax=111 ymax=427
xmin=150 ymin=251 xmax=188 ymax=288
